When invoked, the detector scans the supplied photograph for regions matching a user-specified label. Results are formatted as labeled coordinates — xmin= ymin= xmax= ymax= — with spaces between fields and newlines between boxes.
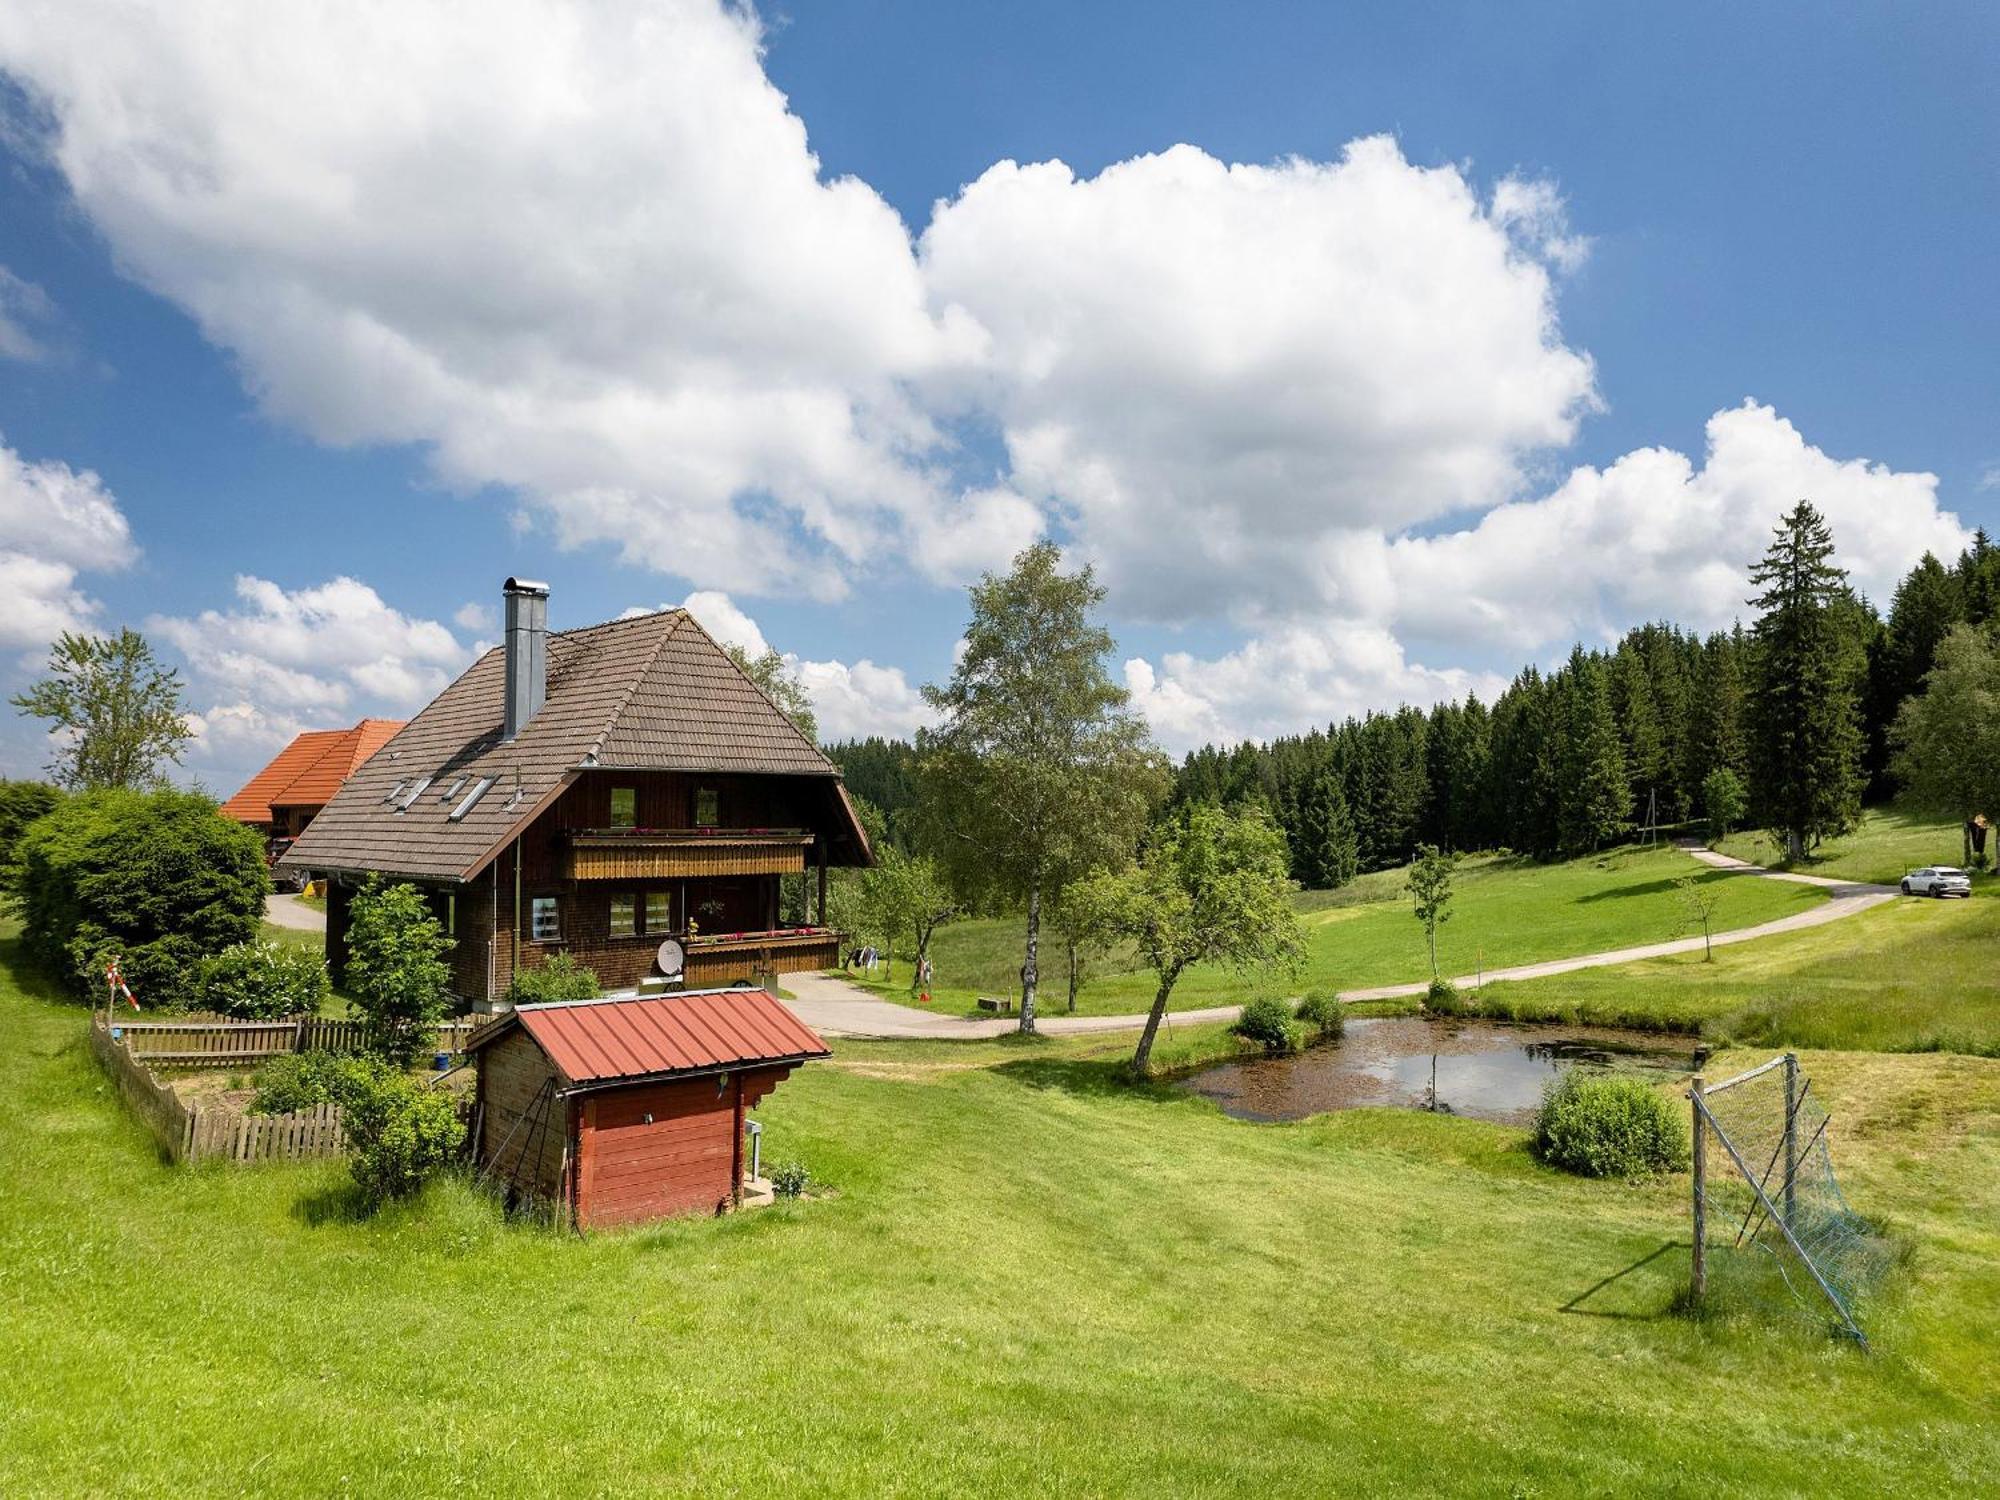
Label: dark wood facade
xmin=328 ymin=767 xmax=846 ymax=1007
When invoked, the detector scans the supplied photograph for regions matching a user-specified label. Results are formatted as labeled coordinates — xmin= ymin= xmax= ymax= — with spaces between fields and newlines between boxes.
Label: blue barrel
xmin=433 ymin=1051 xmax=451 ymax=1071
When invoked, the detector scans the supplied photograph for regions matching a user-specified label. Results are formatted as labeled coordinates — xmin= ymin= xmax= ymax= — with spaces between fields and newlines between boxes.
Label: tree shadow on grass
xmin=991 ymin=1055 xmax=1191 ymax=1106
xmin=1558 ymin=1240 xmax=1685 ymax=1320
xmin=1574 ymin=869 xmax=1757 ymax=904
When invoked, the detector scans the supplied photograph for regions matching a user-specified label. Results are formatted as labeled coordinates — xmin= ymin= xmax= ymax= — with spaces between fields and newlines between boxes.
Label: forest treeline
xmin=831 ymin=525 xmax=2000 ymax=888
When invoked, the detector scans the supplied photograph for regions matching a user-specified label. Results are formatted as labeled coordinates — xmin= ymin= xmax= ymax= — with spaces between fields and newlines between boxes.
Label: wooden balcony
xmin=681 ymin=928 xmax=843 ymax=986
xmin=562 ymin=829 xmax=815 ymax=881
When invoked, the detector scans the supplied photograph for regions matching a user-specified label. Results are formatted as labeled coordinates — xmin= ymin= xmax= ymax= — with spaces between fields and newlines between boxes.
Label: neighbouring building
xmin=464 ymin=988 xmax=831 ymax=1227
xmin=277 ymin=579 xmax=872 ymax=1008
xmin=220 ymin=718 xmax=406 ymax=844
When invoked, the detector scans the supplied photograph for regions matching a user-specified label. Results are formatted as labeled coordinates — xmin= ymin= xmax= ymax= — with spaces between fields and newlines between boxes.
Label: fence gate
xmin=1688 ymin=1054 xmax=1889 ymax=1348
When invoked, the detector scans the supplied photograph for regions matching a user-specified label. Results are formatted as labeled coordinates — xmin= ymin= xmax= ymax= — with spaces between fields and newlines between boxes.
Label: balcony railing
xmin=562 ymin=828 xmax=815 ymax=881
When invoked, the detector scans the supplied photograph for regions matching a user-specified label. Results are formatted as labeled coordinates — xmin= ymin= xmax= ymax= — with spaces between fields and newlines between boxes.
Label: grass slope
xmin=1 ymin=942 xmax=1994 ymax=1495
xmin=856 ymin=843 xmax=1823 ymax=1017
xmin=1432 ymin=885 xmax=2000 ymax=1057
xmin=1716 ymin=807 xmax=1976 ymax=888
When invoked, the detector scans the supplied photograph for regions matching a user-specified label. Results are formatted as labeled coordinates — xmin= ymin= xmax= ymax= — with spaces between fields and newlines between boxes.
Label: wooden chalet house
xmin=279 ymin=580 xmax=872 ymax=1009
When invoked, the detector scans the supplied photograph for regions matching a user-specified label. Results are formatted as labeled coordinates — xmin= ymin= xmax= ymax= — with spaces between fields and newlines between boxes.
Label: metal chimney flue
xmin=501 ymin=577 xmax=549 ymax=742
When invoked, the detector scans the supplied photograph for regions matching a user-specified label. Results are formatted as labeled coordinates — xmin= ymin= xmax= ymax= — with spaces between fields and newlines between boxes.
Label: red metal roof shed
xmin=466 ymin=989 xmax=829 ymax=1229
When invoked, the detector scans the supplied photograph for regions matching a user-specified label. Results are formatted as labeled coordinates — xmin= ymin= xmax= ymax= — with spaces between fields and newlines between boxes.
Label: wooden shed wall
xmin=475 ymin=1028 xmax=565 ymax=1201
xmin=574 ymin=1066 xmax=793 ymax=1229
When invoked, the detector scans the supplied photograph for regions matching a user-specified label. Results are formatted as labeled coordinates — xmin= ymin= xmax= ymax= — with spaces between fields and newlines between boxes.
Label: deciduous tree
xmin=918 ymin=543 xmax=1165 ymax=1032
xmin=1406 ymin=843 xmax=1458 ymax=981
xmin=345 ymin=877 xmax=455 ymax=1065
xmin=1079 ymin=804 xmax=1302 ymax=1074
xmin=1890 ymin=624 xmax=2000 ymax=866
xmin=11 ymin=629 xmax=191 ymax=790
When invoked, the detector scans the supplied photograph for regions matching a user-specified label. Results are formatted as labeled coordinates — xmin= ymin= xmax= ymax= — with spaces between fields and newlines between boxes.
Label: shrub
xmin=0 ymin=779 xmax=61 ymax=891
xmin=250 ymin=1049 xmax=393 ymax=1116
xmin=346 ymin=1072 xmax=466 ymax=1202
xmin=346 ymin=876 xmax=455 ymax=1064
xmin=196 ymin=940 xmax=330 ymax=1019
xmin=1294 ymin=990 xmax=1344 ymax=1040
xmin=769 ymin=1158 xmax=811 ymax=1199
xmin=1532 ymin=1073 xmax=1690 ymax=1180
xmin=1233 ymin=995 xmax=1302 ymax=1054
xmin=506 ymin=950 xmax=600 ymax=1005
xmin=10 ymin=788 xmax=267 ymax=1007
xmin=1425 ymin=976 xmax=1459 ymax=1010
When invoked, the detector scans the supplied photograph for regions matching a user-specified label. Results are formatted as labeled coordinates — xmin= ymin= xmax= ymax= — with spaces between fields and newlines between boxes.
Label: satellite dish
xmin=655 ymin=938 xmax=686 ymax=978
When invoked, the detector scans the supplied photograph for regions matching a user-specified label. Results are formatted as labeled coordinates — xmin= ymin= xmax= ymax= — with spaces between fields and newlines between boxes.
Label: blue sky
xmin=0 ymin=1 xmax=1993 ymax=790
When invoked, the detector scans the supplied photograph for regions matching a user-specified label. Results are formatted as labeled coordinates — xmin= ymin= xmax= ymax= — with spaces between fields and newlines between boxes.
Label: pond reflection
xmin=1176 ymin=1015 xmax=1705 ymax=1126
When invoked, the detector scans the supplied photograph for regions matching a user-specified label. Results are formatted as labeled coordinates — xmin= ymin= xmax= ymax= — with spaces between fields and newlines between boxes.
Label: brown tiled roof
xmin=278 ymin=610 xmax=851 ymax=882
xmin=220 ymin=719 xmax=409 ymax=826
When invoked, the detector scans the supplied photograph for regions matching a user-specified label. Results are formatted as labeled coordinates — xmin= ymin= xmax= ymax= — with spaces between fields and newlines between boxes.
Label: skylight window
xmin=447 ymin=777 xmax=495 ymax=822
xmin=394 ymin=777 xmax=433 ymax=812
xmin=384 ymin=780 xmax=407 ymax=805
xmin=439 ymin=776 xmax=466 ymax=803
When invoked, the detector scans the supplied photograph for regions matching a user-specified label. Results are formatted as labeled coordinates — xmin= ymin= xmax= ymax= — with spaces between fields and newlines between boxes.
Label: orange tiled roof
xmin=219 ymin=719 xmax=406 ymax=826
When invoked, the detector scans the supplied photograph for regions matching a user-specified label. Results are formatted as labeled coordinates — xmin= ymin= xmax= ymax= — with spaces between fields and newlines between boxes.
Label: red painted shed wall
xmin=573 ymin=1066 xmax=793 ymax=1229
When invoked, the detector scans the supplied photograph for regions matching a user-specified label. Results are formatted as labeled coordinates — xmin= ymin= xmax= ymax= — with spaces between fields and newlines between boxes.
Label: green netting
xmin=1693 ymin=1057 xmax=1894 ymax=1347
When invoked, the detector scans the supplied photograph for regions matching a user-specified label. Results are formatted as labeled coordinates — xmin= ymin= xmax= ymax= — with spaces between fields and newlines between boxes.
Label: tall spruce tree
xmin=1612 ymin=642 xmax=1665 ymax=830
xmin=1292 ymin=771 xmax=1360 ymax=889
xmin=1558 ymin=648 xmax=1628 ymax=852
xmin=1746 ymin=501 xmax=1866 ymax=860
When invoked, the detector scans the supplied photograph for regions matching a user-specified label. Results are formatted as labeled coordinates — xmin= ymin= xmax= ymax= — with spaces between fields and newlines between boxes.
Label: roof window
xmin=394 ymin=777 xmax=433 ymax=812
xmin=448 ymin=777 xmax=495 ymax=822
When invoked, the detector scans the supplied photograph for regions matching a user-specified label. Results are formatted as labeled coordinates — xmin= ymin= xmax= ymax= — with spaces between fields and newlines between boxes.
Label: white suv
xmin=1901 ymin=866 xmax=1972 ymax=898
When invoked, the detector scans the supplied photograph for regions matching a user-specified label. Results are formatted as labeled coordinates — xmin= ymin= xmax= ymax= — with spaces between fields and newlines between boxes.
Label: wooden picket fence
xmin=114 ymin=1014 xmax=487 ymax=1068
xmin=90 ymin=1013 xmax=483 ymax=1166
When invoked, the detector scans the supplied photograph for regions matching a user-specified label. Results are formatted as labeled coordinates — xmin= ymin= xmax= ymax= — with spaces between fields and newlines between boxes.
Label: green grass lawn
xmin=853 ymin=843 xmax=1825 ymax=1017
xmin=1 ymin=932 xmax=1994 ymax=1495
xmin=1716 ymin=807 xmax=1979 ymax=887
xmin=1429 ymin=885 xmax=2000 ymax=1057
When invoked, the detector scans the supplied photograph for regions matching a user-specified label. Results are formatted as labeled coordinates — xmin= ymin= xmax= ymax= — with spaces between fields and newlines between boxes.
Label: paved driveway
xmin=780 ymin=842 xmax=1900 ymax=1040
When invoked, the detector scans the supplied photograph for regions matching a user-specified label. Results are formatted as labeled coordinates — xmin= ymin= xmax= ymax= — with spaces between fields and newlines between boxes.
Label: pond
xmin=1176 ymin=1016 xmax=1706 ymax=1127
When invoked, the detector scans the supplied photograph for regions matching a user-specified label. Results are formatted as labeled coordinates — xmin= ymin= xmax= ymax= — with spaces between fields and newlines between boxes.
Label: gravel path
xmin=780 ymin=842 xmax=1900 ymax=1040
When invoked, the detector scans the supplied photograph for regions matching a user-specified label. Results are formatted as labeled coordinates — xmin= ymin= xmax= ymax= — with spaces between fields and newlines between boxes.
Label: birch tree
xmin=918 ymin=543 xmax=1164 ymax=1033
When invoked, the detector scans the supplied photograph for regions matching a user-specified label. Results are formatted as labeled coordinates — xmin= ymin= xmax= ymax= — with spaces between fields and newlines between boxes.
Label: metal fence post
xmin=1690 ymin=1074 xmax=1706 ymax=1300
xmin=1782 ymin=1052 xmax=1799 ymax=1229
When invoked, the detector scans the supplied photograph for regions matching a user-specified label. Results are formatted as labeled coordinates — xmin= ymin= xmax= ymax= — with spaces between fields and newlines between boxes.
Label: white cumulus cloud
xmin=0 ymin=0 xmax=969 ymax=599
xmin=0 ymin=440 xmax=136 ymax=649
xmin=150 ymin=574 xmax=471 ymax=719
xmin=920 ymin=136 xmax=1599 ymax=620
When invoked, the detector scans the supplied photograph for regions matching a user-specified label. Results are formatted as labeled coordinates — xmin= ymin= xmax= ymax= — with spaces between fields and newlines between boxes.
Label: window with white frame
xmin=530 ymin=896 xmax=561 ymax=943
xmin=610 ymin=893 xmax=637 ymax=938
